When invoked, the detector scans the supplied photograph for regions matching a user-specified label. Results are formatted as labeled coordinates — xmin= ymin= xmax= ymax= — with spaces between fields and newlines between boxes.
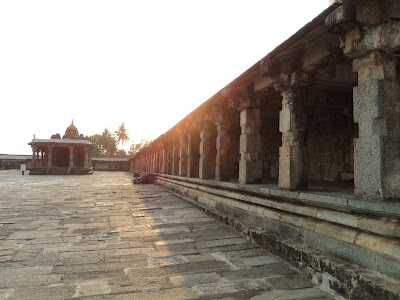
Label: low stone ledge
xmin=159 ymin=180 xmax=400 ymax=299
xmin=154 ymin=173 xmax=400 ymax=218
xmin=155 ymin=177 xmax=400 ymax=280
xmin=156 ymin=175 xmax=399 ymax=239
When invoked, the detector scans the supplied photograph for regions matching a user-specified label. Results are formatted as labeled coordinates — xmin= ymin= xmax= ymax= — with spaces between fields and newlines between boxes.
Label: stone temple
xmin=28 ymin=122 xmax=93 ymax=175
xmin=130 ymin=1 xmax=400 ymax=298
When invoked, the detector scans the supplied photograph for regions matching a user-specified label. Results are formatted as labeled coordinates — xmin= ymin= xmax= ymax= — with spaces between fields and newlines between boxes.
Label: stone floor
xmin=0 ymin=170 xmax=337 ymax=299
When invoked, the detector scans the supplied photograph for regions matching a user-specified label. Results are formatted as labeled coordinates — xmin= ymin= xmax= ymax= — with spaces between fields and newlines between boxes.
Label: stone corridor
xmin=0 ymin=171 xmax=335 ymax=299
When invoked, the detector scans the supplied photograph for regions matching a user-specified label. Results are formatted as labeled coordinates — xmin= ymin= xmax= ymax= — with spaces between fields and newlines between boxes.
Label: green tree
xmin=88 ymin=128 xmax=117 ymax=157
xmin=115 ymin=123 xmax=130 ymax=151
xmin=116 ymin=149 xmax=128 ymax=157
xmin=129 ymin=139 xmax=150 ymax=157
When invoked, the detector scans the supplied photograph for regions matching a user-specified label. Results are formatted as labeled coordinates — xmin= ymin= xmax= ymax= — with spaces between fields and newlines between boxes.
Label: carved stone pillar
xmin=179 ymin=134 xmax=188 ymax=177
xmin=352 ymin=51 xmax=400 ymax=199
xmin=199 ymin=120 xmax=217 ymax=179
xmin=32 ymin=147 xmax=37 ymax=168
xmin=229 ymin=96 xmax=263 ymax=184
xmin=84 ymin=147 xmax=89 ymax=168
xmin=68 ymin=146 xmax=74 ymax=173
xmin=167 ymin=143 xmax=173 ymax=175
xmin=274 ymin=73 xmax=309 ymax=190
xmin=187 ymin=131 xmax=200 ymax=178
xmin=210 ymin=112 xmax=232 ymax=182
xmin=47 ymin=146 xmax=53 ymax=171
xmin=172 ymin=138 xmax=179 ymax=176
xmin=88 ymin=149 xmax=92 ymax=168
xmin=161 ymin=146 xmax=167 ymax=174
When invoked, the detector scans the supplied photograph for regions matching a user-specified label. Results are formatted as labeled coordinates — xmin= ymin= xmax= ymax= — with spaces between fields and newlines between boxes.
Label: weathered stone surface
xmin=0 ymin=171 xmax=332 ymax=299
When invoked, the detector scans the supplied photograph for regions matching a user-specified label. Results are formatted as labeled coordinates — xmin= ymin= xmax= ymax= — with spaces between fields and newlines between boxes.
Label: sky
xmin=0 ymin=1 xmax=329 ymax=154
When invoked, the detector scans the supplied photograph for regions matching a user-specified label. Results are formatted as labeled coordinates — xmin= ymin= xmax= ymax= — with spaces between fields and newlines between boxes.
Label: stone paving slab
xmin=0 ymin=170 xmax=337 ymax=299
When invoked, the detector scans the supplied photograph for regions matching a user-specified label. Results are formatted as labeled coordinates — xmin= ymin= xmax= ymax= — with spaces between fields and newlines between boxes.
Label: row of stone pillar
xmin=32 ymin=146 xmax=92 ymax=172
xmin=132 ymin=51 xmax=400 ymax=199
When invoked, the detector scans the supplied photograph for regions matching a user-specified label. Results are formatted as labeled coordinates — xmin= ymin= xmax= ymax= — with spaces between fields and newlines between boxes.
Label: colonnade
xmin=31 ymin=145 xmax=92 ymax=173
xmin=131 ymin=0 xmax=400 ymax=200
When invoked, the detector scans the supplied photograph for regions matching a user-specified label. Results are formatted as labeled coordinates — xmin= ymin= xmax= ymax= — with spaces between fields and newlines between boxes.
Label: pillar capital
xmin=352 ymin=51 xmax=398 ymax=84
xmin=228 ymin=94 xmax=260 ymax=111
xmin=273 ymin=72 xmax=310 ymax=94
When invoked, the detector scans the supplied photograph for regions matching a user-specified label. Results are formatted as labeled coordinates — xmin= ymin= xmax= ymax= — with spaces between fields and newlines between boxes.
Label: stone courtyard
xmin=0 ymin=171 xmax=336 ymax=299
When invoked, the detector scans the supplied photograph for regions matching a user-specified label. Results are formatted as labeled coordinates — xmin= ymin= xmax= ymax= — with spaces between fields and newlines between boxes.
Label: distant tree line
xmin=86 ymin=123 xmax=150 ymax=158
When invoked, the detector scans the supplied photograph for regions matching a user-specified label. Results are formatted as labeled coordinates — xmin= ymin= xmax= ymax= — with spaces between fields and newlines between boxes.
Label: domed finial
xmin=72 ymin=119 xmax=74 ymax=124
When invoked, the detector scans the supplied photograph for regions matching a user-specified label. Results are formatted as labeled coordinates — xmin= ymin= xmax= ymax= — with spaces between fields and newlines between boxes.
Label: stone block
xmin=299 ymin=192 xmax=348 ymax=208
xmin=280 ymin=214 xmax=305 ymax=228
xmin=237 ymin=202 xmax=250 ymax=212
xmin=270 ymin=188 xmax=300 ymax=200
xmin=357 ymin=217 xmax=397 ymax=236
xmin=315 ymin=222 xmax=358 ymax=244
xmin=356 ymin=1 xmax=382 ymax=25
xmin=355 ymin=233 xmax=400 ymax=260
xmin=262 ymin=208 xmax=281 ymax=221
xmin=259 ymin=187 xmax=271 ymax=196
xmin=304 ymin=231 xmax=377 ymax=270
xmin=239 ymin=194 xmax=253 ymax=202
xmin=317 ymin=210 xmax=361 ymax=228
xmin=248 ymin=205 xmax=266 ymax=216
xmin=238 ymin=184 xmax=261 ymax=194
xmin=303 ymin=218 xmax=319 ymax=232
xmin=348 ymin=198 xmax=400 ymax=217
xmin=168 ymin=272 xmax=221 ymax=287
xmin=249 ymin=196 xmax=270 ymax=206
xmin=276 ymin=202 xmax=318 ymax=218
xmin=395 ymin=226 xmax=400 ymax=238
xmin=376 ymin=254 xmax=400 ymax=280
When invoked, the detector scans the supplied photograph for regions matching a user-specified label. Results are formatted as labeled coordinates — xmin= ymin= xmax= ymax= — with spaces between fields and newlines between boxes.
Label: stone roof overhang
xmin=0 ymin=154 xmax=32 ymax=160
xmin=28 ymin=139 xmax=92 ymax=146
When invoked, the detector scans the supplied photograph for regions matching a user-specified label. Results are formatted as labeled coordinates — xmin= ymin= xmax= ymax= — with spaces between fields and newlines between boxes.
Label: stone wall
xmin=93 ymin=160 xmax=129 ymax=171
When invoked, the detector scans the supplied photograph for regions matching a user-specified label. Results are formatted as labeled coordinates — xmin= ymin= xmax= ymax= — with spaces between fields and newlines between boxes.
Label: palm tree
xmin=114 ymin=123 xmax=130 ymax=151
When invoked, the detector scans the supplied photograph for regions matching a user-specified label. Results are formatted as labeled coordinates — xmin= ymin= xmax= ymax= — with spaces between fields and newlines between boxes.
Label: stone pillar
xmin=84 ymin=147 xmax=89 ymax=168
xmin=68 ymin=146 xmax=74 ymax=173
xmin=161 ymin=146 xmax=167 ymax=174
xmin=187 ymin=131 xmax=200 ymax=178
xmin=275 ymin=74 xmax=309 ymax=190
xmin=215 ymin=115 xmax=231 ymax=181
xmin=179 ymin=134 xmax=188 ymax=177
xmin=352 ymin=51 xmax=400 ymax=199
xmin=88 ymin=149 xmax=92 ymax=168
xmin=151 ymin=152 xmax=154 ymax=173
xmin=199 ymin=121 xmax=217 ymax=179
xmin=228 ymin=95 xmax=263 ymax=184
xmin=32 ymin=147 xmax=37 ymax=168
xmin=167 ymin=143 xmax=173 ymax=175
xmin=47 ymin=146 xmax=53 ymax=171
xmin=239 ymin=107 xmax=263 ymax=184
xmin=172 ymin=139 xmax=179 ymax=176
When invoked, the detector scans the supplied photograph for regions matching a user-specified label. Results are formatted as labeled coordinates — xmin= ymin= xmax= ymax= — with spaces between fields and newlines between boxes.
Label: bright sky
xmin=0 ymin=1 xmax=329 ymax=154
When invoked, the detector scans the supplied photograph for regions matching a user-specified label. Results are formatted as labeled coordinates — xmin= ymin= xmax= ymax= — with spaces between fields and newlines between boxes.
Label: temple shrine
xmin=28 ymin=122 xmax=93 ymax=175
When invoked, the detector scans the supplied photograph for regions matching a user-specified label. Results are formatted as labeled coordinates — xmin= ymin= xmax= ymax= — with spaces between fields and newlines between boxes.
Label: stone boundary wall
xmin=154 ymin=174 xmax=400 ymax=299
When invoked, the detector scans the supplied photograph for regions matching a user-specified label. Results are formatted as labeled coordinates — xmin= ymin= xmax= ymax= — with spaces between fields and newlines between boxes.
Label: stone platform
xmin=0 ymin=171 xmax=335 ymax=299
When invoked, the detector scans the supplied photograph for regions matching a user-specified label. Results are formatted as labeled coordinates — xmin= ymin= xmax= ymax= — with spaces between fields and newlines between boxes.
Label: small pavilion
xmin=28 ymin=122 xmax=93 ymax=175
